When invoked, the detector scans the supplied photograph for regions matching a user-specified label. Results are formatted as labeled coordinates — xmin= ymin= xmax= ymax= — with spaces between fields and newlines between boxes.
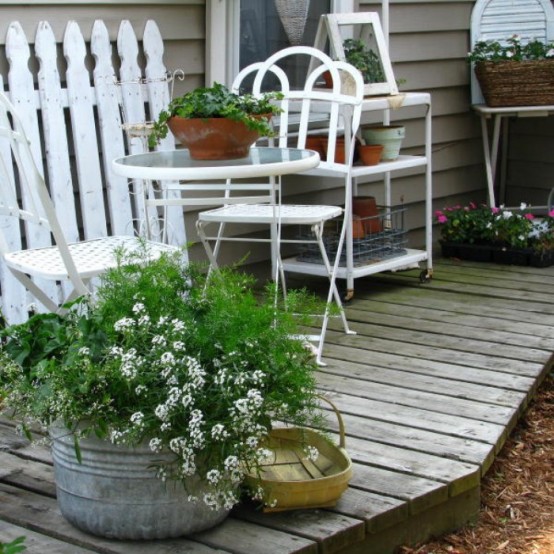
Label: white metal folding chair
xmin=196 ymin=46 xmax=364 ymax=364
xmin=0 ymin=92 xmax=178 ymax=315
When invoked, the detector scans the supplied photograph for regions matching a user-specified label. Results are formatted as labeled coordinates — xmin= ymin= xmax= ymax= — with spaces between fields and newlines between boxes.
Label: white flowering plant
xmin=468 ymin=34 xmax=554 ymax=63
xmin=0 ymin=248 xmax=325 ymax=511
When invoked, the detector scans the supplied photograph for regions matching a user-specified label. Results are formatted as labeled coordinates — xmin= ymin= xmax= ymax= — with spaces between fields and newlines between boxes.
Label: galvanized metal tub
xmin=50 ymin=425 xmax=229 ymax=539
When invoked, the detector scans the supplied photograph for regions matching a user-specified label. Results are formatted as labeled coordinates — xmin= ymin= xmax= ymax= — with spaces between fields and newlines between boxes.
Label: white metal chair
xmin=0 ymin=92 xmax=178 ymax=316
xmin=196 ymin=46 xmax=364 ymax=364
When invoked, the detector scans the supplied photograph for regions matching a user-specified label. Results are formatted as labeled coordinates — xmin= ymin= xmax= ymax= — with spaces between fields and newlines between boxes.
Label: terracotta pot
xmin=352 ymin=215 xmax=365 ymax=239
xmin=361 ymin=125 xmax=405 ymax=161
xmin=305 ymin=135 xmax=326 ymax=158
xmin=353 ymin=196 xmax=381 ymax=234
xmin=322 ymin=70 xmax=333 ymax=88
xmin=167 ymin=116 xmax=265 ymax=160
xmin=357 ymin=144 xmax=383 ymax=166
xmin=321 ymin=137 xmax=346 ymax=164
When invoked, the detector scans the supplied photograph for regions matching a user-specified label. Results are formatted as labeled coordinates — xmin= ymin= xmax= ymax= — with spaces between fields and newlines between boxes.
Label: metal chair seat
xmin=4 ymin=236 xmax=175 ymax=280
xmin=198 ymin=204 xmax=342 ymax=225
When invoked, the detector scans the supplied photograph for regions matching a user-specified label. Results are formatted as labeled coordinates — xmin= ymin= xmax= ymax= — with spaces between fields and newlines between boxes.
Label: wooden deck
xmin=1 ymin=257 xmax=552 ymax=553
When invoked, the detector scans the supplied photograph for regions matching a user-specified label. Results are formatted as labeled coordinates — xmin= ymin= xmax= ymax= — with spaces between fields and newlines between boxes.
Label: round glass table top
xmin=112 ymin=147 xmax=320 ymax=181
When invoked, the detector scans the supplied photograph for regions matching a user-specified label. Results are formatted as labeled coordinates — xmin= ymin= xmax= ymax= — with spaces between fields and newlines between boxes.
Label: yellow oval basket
xmin=245 ymin=397 xmax=352 ymax=513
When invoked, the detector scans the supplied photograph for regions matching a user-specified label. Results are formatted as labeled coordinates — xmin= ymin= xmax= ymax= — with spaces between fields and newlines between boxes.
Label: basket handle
xmin=317 ymin=394 xmax=347 ymax=450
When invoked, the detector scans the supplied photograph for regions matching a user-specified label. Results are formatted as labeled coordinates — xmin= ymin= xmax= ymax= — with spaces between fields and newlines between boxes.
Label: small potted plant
xmin=0 ymin=247 xmax=325 ymax=538
xmin=343 ymin=38 xmax=385 ymax=84
xmin=468 ymin=34 xmax=554 ymax=106
xmin=323 ymin=38 xmax=385 ymax=88
xmin=149 ymin=82 xmax=283 ymax=159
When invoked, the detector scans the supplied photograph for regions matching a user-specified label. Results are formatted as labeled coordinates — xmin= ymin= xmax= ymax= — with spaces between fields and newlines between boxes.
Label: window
xmin=206 ymin=0 xmax=354 ymax=87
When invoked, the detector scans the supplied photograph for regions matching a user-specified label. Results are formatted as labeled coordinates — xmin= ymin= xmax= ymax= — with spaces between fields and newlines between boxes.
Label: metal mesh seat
xmin=0 ymin=92 xmax=178 ymax=318
xmin=198 ymin=204 xmax=343 ymax=225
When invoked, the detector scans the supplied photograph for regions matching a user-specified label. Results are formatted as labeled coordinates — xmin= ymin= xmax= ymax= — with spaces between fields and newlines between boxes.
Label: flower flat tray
xmin=441 ymin=242 xmax=554 ymax=267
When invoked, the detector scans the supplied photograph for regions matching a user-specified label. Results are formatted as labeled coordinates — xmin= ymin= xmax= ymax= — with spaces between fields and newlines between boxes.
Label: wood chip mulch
xmin=400 ymin=371 xmax=553 ymax=554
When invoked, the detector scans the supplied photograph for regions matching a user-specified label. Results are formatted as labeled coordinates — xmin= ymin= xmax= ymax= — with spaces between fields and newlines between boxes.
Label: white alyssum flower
xmin=305 ymin=445 xmax=320 ymax=462
xmin=130 ymin=411 xmax=144 ymax=427
xmin=155 ymin=404 xmax=170 ymax=421
xmin=206 ymin=469 xmax=221 ymax=485
xmin=224 ymin=455 xmax=239 ymax=471
xmin=211 ymin=423 xmax=228 ymax=440
xmin=114 ymin=317 xmax=134 ymax=332
xmin=149 ymin=437 xmax=163 ymax=453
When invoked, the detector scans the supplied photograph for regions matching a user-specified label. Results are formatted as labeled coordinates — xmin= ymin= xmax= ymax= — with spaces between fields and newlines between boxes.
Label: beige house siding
xmin=6 ymin=0 xmax=548 ymax=265
xmin=0 ymin=2 xmax=205 ymax=96
xmin=353 ymin=0 xmax=488 ymax=249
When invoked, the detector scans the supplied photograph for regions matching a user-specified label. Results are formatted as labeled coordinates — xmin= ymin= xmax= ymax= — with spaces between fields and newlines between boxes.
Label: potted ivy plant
xmin=322 ymin=38 xmax=385 ymax=88
xmin=343 ymin=38 xmax=385 ymax=84
xmin=149 ymin=82 xmax=283 ymax=160
xmin=0 ymin=247 xmax=325 ymax=539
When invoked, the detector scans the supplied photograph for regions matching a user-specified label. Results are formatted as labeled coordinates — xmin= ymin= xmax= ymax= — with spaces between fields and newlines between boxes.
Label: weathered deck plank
xmin=1 ymin=258 xmax=552 ymax=554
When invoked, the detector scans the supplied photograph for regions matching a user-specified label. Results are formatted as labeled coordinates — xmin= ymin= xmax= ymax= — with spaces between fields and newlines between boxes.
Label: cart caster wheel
xmin=343 ymin=289 xmax=354 ymax=303
xmin=419 ymin=270 xmax=432 ymax=283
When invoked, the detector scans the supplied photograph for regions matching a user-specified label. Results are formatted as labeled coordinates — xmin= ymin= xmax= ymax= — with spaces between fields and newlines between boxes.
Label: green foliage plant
xmin=343 ymin=38 xmax=385 ymax=84
xmin=0 ymin=537 xmax=27 ymax=554
xmin=468 ymin=34 xmax=554 ymax=63
xmin=149 ymin=82 xmax=283 ymax=147
xmin=0 ymin=247 xmax=325 ymax=511
xmin=435 ymin=202 xmax=554 ymax=250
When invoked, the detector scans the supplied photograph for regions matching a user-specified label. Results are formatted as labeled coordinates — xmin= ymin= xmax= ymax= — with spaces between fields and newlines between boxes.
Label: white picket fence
xmin=0 ymin=19 xmax=187 ymax=324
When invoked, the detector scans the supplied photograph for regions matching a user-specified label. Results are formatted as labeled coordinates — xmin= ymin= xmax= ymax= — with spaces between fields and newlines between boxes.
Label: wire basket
xmin=244 ymin=396 xmax=352 ymax=513
xmin=296 ymin=205 xmax=408 ymax=266
xmin=475 ymin=60 xmax=554 ymax=107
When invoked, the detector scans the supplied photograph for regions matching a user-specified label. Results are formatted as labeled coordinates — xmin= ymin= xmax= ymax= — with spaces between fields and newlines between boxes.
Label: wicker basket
xmin=244 ymin=397 xmax=352 ymax=513
xmin=475 ymin=60 xmax=554 ymax=107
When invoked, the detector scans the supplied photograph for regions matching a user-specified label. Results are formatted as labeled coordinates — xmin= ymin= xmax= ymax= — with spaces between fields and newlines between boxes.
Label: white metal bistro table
xmin=112 ymin=146 xmax=321 ymax=252
xmin=112 ymin=146 xmax=320 ymax=182
xmin=112 ymin=147 xmax=320 ymax=264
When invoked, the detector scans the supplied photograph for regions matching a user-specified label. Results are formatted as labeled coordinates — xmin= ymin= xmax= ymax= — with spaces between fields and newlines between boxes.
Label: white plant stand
xmin=283 ymin=92 xmax=433 ymax=298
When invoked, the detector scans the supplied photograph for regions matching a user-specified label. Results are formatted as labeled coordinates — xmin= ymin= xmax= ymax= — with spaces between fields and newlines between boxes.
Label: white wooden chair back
xmin=0 ymin=91 xmax=91 ymax=299
xmin=470 ymin=0 xmax=554 ymax=104
xmin=0 ymin=19 xmax=186 ymax=322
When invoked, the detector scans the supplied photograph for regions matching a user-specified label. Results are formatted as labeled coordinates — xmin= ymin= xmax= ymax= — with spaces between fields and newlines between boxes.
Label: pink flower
xmin=469 ymin=202 xmax=477 ymax=209
xmin=524 ymin=213 xmax=535 ymax=220
xmin=491 ymin=207 xmax=500 ymax=214
xmin=437 ymin=214 xmax=448 ymax=224
xmin=434 ymin=210 xmax=444 ymax=217
xmin=549 ymin=209 xmax=554 ymax=218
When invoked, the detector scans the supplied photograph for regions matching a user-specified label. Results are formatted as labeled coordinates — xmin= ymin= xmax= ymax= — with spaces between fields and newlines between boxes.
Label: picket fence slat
xmin=6 ymin=21 xmax=59 ymax=312
xmin=91 ymin=20 xmax=134 ymax=237
xmin=143 ymin=20 xmax=187 ymax=249
xmin=0 ymin=72 xmax=27 ymax=323
xmin=65 ymin=21 xmax=108 ymax=240
xmin=36 ymin=22 xmax=80 ymax=244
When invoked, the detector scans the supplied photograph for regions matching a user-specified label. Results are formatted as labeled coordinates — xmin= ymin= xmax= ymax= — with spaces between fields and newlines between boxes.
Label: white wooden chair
xmin=0 ymin=92 xmax=178 ymax=314
xmin=196 ymin=46 xmax=364 ymax=364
